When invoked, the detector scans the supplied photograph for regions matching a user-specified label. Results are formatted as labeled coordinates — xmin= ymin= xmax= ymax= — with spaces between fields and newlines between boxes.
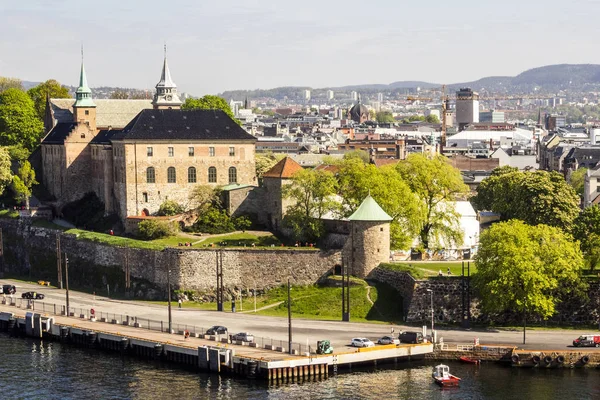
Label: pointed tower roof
xmin=74 ymin=50 xmax=95 ymax=108
xmin=348 ymin=195 xmax=392 ymax=222
xmin=263 ymin=157 xmax=303 ymax=178
xmin=156 ymin=45 xmax=176 ymax=88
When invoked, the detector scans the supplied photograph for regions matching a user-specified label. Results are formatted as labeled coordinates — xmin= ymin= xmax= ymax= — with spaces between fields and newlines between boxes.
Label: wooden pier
xmin=0 ymin=303 xmax=433 ymax=382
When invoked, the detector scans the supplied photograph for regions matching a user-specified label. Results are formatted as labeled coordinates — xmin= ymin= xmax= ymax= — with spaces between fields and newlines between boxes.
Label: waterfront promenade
xmin=4 ymin=279 xmax=599 ymax=352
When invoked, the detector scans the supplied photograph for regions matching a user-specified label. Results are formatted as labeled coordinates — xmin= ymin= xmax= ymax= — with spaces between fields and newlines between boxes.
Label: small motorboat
xmin=432 ymin=364 xmax=461 ymax=387
xmin=459 ymin=356 xmax=481 ymax=365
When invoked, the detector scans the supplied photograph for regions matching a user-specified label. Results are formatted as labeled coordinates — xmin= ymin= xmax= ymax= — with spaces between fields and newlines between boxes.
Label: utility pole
xmin=0 ymin=227 xmax=4 ymax=278
xmin=56 ymin=234 xmax=63 ymax=289
xmin=288 ymin=278 xmax=292 ymax=355
xmin=216 ymin=250 xmax=223 ymax=312
xmin=64 ymin=253 xmax=70 ymax=316
xmin=167 ymin=268 xmax=172 ymax=333
xmin=253 ymin=280 xmax=257 ymax=313
xmin=125 ymin=248 xmax=130 ymax=291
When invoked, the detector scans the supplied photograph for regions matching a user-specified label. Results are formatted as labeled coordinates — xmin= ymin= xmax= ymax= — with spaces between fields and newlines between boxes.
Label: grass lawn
xmin=195 ymin=232 xmax=315 ymax=250
xmin=149 ymin=277 xmax=404 ymax=323
xmin=0 ymin=209 xmax=19 ymax=219
xmin=380 ymin=261 xmax=476 ymax=279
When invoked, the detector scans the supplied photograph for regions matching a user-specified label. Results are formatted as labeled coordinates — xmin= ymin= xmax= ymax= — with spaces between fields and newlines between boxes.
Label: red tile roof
xmin=263 ymin=157 xmax=303 ymax=178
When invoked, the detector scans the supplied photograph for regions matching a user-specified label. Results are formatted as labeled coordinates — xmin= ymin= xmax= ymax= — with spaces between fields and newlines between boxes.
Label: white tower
xmin=153 ymin=45 xmax=183 ymax=109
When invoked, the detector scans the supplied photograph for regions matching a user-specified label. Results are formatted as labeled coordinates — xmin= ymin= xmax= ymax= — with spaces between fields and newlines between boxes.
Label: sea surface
xmin=0 ymin=334 xmax=599 ymax=399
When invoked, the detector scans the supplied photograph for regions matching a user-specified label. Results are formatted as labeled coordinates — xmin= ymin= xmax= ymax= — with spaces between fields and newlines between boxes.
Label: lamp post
xmin=167 ymin=268 xmax=172 ymax=334
xmin=426 ymin=289 xmax=434 ymax=339
xmin=253 ymin=280 xmax=257 ymax=313
xmin=65 ymin=253 xmax=70 ymax=316
xmin=287 ymin=278 xmax=292 ymax=355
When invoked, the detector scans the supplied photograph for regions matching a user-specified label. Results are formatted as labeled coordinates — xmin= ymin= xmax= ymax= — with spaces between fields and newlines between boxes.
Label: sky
xmin=1 ymin=0 xmax=599 ymax=96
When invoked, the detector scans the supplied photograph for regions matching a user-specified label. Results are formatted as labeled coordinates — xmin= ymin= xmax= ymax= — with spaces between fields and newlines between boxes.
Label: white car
xmin=351 ymin=338 xmax=375 ymax=348
xmin=377 ymin=336 xmax=400 ymax=345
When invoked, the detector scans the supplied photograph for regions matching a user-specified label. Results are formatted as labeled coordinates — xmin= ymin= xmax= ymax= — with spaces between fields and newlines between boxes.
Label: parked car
xmin=206 ymin=325 xmax=228 ymax=335
xmin=21 ymin=291 xmax=44 ymax=300
xmin=573 ymin=334 xmax=600 ymax=347
xmin=398 ymin=331 xmax=424 ymax=344
xmin=351 ymin=338 xmax=375 ymax=348
xmin=1 ymin=285 xmax=16 ymax=295
xmin=231 ymin=332 xmax=254 ymax=342
xmin=377 ymin=336 xmax=400 ymax=345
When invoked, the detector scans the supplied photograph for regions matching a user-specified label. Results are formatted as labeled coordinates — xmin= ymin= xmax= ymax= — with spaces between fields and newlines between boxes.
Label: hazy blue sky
xmin=1 ymin=0 xmax=599 ymax=95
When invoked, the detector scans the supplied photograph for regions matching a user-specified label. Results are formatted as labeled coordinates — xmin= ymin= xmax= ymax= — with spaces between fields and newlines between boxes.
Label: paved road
xmin=9 ymin=280 xmax=600 ymax=352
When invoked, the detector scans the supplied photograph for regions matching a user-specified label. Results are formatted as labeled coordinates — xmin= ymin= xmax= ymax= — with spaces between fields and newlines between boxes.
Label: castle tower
xmin=152 ymin=45 xmax=183 ymax=109
xmin=347 ymin=194 xmax=392 ymax=277
xmin=72 ymin=51 xmax=97 ymax=131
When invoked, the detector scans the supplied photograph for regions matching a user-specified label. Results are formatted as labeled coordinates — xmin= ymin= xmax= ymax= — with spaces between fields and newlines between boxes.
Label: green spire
xmin=74 ymin=47 xmax=95 ymax=108
xmin=348 ymin=194 xmax=392 ymax=222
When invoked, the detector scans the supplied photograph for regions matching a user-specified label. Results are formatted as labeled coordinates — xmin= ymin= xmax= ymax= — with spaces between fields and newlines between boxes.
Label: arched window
xmin=208 ymin=167 xmax=217 ymax=183
xmin=228 ymin=167 xmax=237 ymax=184
xmin=188 ymin=167 xmax=197 ymax=183
xmin=146 ymin=167 xmax=155 ymax=183
xmin=167 ymin=167 xmax=176 ymax=183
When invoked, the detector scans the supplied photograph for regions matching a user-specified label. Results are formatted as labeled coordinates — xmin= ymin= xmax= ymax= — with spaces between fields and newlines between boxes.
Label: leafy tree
xmin=473 ymin=220 xmax=584 ymax=343
xmin=0 ymin=89 xmax=44 ymax=150
xmin=27 ymin=79 xmax=71 ymax=120
xmin=338 ymin=158 xmax=418 ymax=249
xmin=425 ymin=114 xmax=440 ymax=123
xmin=255 ymin=152 xmax=285 ymax=180
xmin=283 ymin=168 xmax=339 ymax=242
xmin=7 ymin=145 xmax=30 ymax=162
xmin=192 ymin=206 xmax=235 ymax=234
xmin=472 ymin=169 xmax=579 ymax=231
xmin=585 ymin=233 xmax=600 ymax=271
xmin=110 ymin=90 xmax=129 ymax=99
xmin=0 ymin=77 xmax=23 ymax=93
xmin=573 ymin=205 xmax=600 ymax=270
xmin=0 ymin=146 xmax=12 ymax=195
xmin=182 ymin=95 xmax=238 ymax=123
xmin=138 ymin=219 xmax=179 ymax=240
xmin=234 ymin=215 xmax=252 ymax=232
xmin=157 ymin=200 xmax=185 ymax=216
xmin=188 ymin=185 xmax=220 ymax=210
xmin=569 ymin=167 xmax=587 ymax=196
xmin=342 ymin=149 xmax=370 ymax=163
xmin=396 ymin=154 xmax=469 ymax=250
xmin=11 ymin=160 xmax=37 ymax=209
xmin=376 ymin=111 xmax=395 ymax=124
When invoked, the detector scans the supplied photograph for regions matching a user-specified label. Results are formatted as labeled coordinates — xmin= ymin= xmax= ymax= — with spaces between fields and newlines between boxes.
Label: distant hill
xmin=219 ymin=64 xmax=600 ymax=101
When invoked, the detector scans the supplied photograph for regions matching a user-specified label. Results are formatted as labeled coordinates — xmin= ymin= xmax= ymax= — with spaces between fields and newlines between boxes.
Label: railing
xmin=3 ymin=297 xmax=311 ymax=354
xmin=436 ymin=343 xmax=474 ymax=351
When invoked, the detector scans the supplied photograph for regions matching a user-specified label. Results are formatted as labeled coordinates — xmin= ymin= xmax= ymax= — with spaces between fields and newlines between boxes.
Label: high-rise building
xmin=351 ymin=91 xmax=358 ymax=101
xmin=479 ymin=110 xmax=505 ymax=123
xmin=455 ymin=88 xmax=479 ymax=131
xmin=304 ymin=90 xmax=311 ymax=101
xmin=327 ymin=90 xmax=334 ymax=100
xmin=377 ymin=93 xmax=383 ymax=102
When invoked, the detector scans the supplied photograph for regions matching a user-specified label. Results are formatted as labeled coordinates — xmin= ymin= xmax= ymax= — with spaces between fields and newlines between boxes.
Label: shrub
xmin=138 ymin=219 xmax=179 ymax=240
xmin=234 ymin=215 xmax=252 ymax=232
xmin=157 ymin=200 xmax=185 ymax=216
xmin=62 ymin=192 xmax=105 ymax=228
xmin=192 ymin=206 xmax=235 ymax=234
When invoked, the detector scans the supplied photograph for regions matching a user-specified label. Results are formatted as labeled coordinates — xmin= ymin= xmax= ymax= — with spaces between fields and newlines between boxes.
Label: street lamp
xmin=167 ymin=268 xmax=172 ymax=334
xmin=426 ymin=289 xmax=434 ymax=340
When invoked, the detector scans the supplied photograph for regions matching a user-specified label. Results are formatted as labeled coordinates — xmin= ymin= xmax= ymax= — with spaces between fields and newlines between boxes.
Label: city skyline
xmin=2 ymin=0 xmax=599 ymax=95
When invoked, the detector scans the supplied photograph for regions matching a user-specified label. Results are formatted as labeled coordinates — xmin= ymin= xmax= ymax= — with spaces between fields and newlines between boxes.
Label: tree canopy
xmin=342 ymin=149 xmax=370 ymax=164
xmin=337 ymin=158 xmax=418 ymax=249
xmin=472 ymin=168 xmax=580 ymax=231
xmin=473 ymin=220 xmax=584 ymax=326
xmin=569 ymin=167 xmax=587 ymax=196
xmin=11 ymin=160 xmax=37 ymax=209
xmin=27 ymin=79 xmax=71 ymax=120
xmin=283 ymin=168 xmax=339 ymax=242
xmin=255 ymin=152 xmax=286 ymax=180
xmin=376 ymin=111 xmax=395 ymax=124
xmin=396 ymin=154 xmax=468 ymax=250
xmin=182 ymin=95 xmax=237 ymax=123
xmin=0 ymin=77 xmax=23 ymax=93
xmin=0 ymin=147 xmax=12 ymax=195
xmin=110 ymin=90 xmax=129 ymax=99
xmin=0 ymin=89 xmax=44 ymax=150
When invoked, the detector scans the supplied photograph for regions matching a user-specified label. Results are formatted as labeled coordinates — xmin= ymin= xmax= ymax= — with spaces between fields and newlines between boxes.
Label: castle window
xmin=208 ymin=167 xmax=217 ymax=183
xmin=229 ymin=147 xmax=235 ymax=157
xmin=188 ymin=167 xmax=197 ymax=183
xmin=147 ymin=147 xmax=153 ymax=157
xmin=168 ymin=147 xmax=174 ymax=157
xmin=167 ymin=167 xmax=176 ymax=183
xmin=380 ymin=227 xmax=384 ymax=232
xmin=85 ymin=110 xmax=89 ymax=115
xmin=81 ymin=133 xmax=85 ymax=138
xmin=209 ymin=147 xmax=215 ymax=157
xmin=188 ymin=147 xmax=194 ymax=156
xmin=146 ymin=167 xmax=155 ymax=183
xmin=228 ymin=167 xmax=237 ymax=184
xmin=142 ymin=192 xmax=148 ymax=202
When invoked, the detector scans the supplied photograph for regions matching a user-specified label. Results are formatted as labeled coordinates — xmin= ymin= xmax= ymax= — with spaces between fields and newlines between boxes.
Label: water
xmin=0 ymin=334 xmax=599 ymax=399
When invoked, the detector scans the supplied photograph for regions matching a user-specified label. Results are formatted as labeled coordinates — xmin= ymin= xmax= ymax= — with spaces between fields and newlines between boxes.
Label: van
xmin=398 ymin=331 xmax=424 ymax=344
xmin=573 ymin=335 xmax=600 ymax=347
xmin=1 ymin=285 xmax=16 ymax=295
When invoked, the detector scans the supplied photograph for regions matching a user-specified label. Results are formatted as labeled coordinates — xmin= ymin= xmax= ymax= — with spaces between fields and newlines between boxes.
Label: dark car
xmin=2 ymin=285 xmax=16 ymax=295
xmin=206 ymin=325 xmax=227 ymax=335
xmin=398 ymin=331 xmax=424 ymax=344
xmin=21 ymin=291 xmax=44 ymax=300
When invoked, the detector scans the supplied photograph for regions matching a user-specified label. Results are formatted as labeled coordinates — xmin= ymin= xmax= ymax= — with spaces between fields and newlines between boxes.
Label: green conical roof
xmin=348 ymin=195 xmax=392 ymax=222
xmin=74 ymin=60 xmax=95 ymax=107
